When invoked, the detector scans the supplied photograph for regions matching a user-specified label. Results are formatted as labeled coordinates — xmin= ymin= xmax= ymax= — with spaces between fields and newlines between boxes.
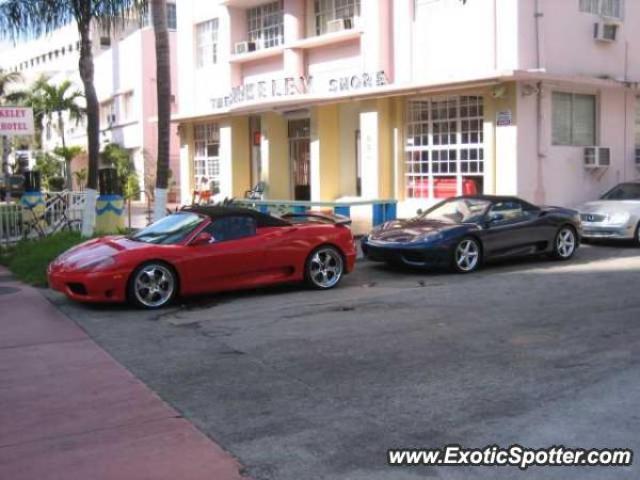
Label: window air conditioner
xmin=326 ymin=17 xmax=353 ymax=33
xmin=584 ymin=146 xmax=611 ymax=169
xmin=234 ymin=41 xmax=256 ymax=54
xmin=594 ymin=20 xmax=619 ymax=42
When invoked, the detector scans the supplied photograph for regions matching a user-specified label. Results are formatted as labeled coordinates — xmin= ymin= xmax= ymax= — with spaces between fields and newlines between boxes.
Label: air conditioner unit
xmin=234 ymin=41 xmax=256 ymax=54
xmin=594 ymin=20 xmax=619 ymax=42
xmin=584 ymin=146 xmax=611 ymax=169
xmin=326 ymin=17 xmax=353 ymax=33
xmin=107 ymin=114 xmax=116 ymax=126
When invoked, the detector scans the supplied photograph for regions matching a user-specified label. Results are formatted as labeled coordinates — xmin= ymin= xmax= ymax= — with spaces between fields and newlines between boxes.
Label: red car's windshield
xmin=130 ymin=212 xmax=204 ymax=244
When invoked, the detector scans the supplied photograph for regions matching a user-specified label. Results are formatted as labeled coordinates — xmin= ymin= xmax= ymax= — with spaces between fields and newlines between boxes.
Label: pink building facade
xmin=175 ymin=0 xmax=640 ymax=222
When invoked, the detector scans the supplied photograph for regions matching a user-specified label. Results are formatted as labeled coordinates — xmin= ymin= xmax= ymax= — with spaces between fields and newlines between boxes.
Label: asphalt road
xmin=46 ymin=243 xmax=640 ymax=480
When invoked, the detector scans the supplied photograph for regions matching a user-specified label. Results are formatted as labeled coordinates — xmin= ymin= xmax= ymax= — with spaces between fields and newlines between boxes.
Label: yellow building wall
xmin=315 ymin=104 xmax=341 ymax=201
xmin=377 ymin=98 xmax=394 ymax=199
xmin=261 ymin=112 xmax=291 ymax=199
xmin=230 ymin=117 xmax=251 ymax=197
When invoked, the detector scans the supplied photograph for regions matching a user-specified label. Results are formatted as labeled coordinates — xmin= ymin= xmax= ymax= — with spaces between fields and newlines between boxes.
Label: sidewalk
xmin=0 ymin=266 xmax=246 ymax=480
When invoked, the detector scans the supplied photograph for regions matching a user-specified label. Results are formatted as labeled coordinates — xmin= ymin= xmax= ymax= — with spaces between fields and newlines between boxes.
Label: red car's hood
xmin=52 ymin=236 xmax=146 ymax=271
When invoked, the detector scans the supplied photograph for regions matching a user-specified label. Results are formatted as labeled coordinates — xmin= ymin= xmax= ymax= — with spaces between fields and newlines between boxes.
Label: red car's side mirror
xmin=192 ymin=231 xmax=214 ymax=246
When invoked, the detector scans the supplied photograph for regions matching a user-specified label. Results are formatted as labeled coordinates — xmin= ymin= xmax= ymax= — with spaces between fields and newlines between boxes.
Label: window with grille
xmin=579 ymin=0 xmax=624 ymax=19
xmin=196 ymin=19 xmax=219 ymax=67
xmin=405 ymin=96 xmax=484 ymax=199
xmin=552 ymin=92 xmax=596 ymax=146
xmin=247 ymin=1 xmax=284 ymax=49
xmin=194 ymin=123 xmax=221 ymax=194
xmin=314 ymin=0 xmax=361 ymax=35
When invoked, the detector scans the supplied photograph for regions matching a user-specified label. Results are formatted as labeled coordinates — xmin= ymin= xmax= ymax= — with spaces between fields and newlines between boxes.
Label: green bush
xmin=0 ymin=231 xmax=88 ymax=287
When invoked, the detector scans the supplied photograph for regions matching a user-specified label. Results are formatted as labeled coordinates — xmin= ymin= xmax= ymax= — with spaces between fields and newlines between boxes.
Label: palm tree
xmin=0 ymin=0 xmax=146 ymax=234
xmin=0 ymin=69 xmax=23 ymax=202
xmin=39 ymin=81 xmax=85 ymax=189
xmin=151 ymin=0 xmax=171 ymax=221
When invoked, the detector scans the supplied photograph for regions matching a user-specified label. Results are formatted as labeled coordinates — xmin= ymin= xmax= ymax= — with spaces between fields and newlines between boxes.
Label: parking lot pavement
xmin=45 ymin=243 xmax=640 ymax=480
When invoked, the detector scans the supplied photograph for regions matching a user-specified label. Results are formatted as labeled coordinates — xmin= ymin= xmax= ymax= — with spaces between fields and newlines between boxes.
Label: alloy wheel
xmin=455 ymin=239 xmax=480 ymax=272
xmin=308 ymin=247 xmax=343 ymax=289
xmin=134 ymin=264 xmax=175 ymax=308
xmin=555 ymin=228 xmax=576 ymax=259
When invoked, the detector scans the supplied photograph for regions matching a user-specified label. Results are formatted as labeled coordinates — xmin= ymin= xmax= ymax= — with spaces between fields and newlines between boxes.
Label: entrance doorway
xmin=288 ymin=119 xmax=311 ymax=201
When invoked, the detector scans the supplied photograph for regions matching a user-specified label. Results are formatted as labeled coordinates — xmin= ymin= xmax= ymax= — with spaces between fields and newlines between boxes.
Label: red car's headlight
xmin=75 ymin=256 xmax=116 ymax=271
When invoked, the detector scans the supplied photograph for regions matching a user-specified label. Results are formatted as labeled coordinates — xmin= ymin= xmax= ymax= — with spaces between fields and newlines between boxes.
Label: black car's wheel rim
xmin=134 ymin=264 xmax=175 ymax=308
xmin=309 ymin=248 xmax=343 ymax=288
xmin=455 ymin=239 xmax=480 ymax=272
xmin=556 ymin=228 xmax=576 ymax=258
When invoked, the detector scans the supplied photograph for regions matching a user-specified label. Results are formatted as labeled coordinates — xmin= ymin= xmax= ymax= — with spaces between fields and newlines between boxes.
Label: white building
xmin=1 ymin=3 xmax=181 ymax=200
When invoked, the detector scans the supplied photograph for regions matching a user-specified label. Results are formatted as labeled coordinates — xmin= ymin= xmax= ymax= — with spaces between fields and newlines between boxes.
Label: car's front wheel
xmin=452 ymin=237 xmax=482 ymax=273
xmin=305 ymin=246 xmax=344 ymax=289
xmin=552 ymin=226 xmax=577 ymax=260
xmin=128 ymin=262 xmax=177 ymax=309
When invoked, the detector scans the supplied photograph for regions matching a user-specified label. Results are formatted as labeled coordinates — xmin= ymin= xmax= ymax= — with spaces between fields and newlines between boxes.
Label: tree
xmin=40 ymin=81 xmax=85 ymax=188
xmin=73 ymin=168 xmax=87 ymax=191
xmin=0 ymin=0 xmax=146 ymax=234
xmin=15 ymin=74 xmax=49 ymax=150
xmin=34 ymin=151 xmax=64 ymax=190
xmin=101 ymin=143 xmax=139 ymax=199
xmin=151 ymin=0 xmax=171 ymax=221
xmin=54 ymin=145 xmax=84 ymax=190
xmin=0 ymin=69 xmax=23 ymax=202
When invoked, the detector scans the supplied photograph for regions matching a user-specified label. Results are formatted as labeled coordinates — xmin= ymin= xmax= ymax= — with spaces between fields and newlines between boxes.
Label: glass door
xmin=288 ymin=119 xmax=311 ymax=201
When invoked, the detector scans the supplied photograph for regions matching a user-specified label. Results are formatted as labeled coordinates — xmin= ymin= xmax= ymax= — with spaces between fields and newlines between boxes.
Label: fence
xmin=0 ymin=191 xmax=86 ymax=246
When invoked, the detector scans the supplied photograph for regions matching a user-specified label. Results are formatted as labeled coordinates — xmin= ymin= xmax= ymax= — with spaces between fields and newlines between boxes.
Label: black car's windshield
xmin=422 ymin=198 xmax=491 ymax=224
xmin=130 ymin=212 xmax=204 ymax=244
xmin=601 ymin=183 xmax=640 ymax=200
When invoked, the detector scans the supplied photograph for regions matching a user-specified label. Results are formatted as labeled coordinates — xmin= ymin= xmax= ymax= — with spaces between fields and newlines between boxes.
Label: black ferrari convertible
xmin=361 ymin=195 xmax=582 ymax=273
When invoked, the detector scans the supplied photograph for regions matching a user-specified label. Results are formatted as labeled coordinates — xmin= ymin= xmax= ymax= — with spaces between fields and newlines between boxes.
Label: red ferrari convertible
xmin=48 ymin=206 xmax=357 ymax=309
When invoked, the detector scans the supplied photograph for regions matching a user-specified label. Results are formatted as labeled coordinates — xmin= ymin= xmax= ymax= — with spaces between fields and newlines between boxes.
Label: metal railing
xmin=233 ymin=198 xmax=398 ymax=233
xmin=0 ymin=191 xmax=86 ymax=246
xmin=0 ymin=203 xmax=24 ymax=246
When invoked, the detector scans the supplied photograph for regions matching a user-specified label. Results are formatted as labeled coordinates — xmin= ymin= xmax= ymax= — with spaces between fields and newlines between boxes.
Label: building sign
xmin=0 ymin=107 xmax=35 ymax=136
xmin=211 ymin=71 xmax=388 ymax=110
xmin=497 ymin=110 xmax=512 ymax=127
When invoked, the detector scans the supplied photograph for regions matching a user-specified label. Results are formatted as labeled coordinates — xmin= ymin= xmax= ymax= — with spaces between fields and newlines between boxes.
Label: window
xmin=405 ymin=96 xmax=484 ymax=199
xmin=130 ymin=212 xmax=204 ymax=245
xmin=552 ymin=92 xmax=596 ymax=146
xmin=100 ymin=99 xmax=116 ymax=127
xmin=487 ymin=201 xmax=536 ymax=224
xmin=204 ymin=216 xmax=257 ymax=242
xmin=196 ymin=19 xmax=219 ymax=67
xmin=314 ymin=0 xmax=361 ymax=35
xmin=601 ymin=183 xmax=640 ymax=200
xmin=141 ymin=2 xmax=177 ymax=29
xmin=579 ymin=0 xmax=624 ymax=19
xmin=121 ymin=92 xmax=134 ymax=121
xmin=167 ymin=3 xmax=177 ymax=29
xmin=194 ymin=123 xmax=220 ymax=194
xmin=247 ymin=1 xmax=284 ymax=49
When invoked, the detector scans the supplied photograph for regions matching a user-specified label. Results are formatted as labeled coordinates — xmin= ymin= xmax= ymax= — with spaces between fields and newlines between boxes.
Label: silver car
xmin=579 ymin=182 xmax=640 ymax=244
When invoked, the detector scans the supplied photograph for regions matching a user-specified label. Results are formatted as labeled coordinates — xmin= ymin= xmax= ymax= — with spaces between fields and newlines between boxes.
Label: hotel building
xmin=175 ymin=0 xmax=640 ymax=221
xmin=1 ymin=3 xmax=181 ymax=200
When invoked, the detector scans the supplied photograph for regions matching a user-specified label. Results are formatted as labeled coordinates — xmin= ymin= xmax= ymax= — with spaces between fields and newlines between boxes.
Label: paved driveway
xmin=47 ymin=244 xmax=640 ymax=480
